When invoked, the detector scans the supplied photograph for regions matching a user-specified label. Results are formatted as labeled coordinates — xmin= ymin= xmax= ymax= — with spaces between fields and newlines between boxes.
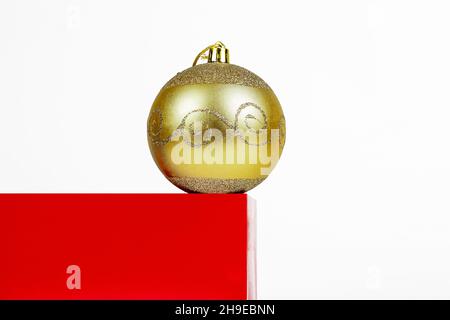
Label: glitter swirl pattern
xmin=148 ymin=102 xmax=274 ymax=147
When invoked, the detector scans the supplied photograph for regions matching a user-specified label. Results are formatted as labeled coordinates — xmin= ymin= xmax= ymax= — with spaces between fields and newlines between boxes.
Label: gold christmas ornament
xmin=147 ymin=42 xmax=286 ymax=193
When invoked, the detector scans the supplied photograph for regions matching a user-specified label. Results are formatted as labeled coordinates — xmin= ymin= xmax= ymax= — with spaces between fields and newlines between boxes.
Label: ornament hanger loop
xmin=192 ymin=41 xmax=230 ymax=66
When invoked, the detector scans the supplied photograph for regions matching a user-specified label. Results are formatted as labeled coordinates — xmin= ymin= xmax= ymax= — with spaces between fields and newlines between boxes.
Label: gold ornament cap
xmin=192 ymin=41 xmax=230 ymax=66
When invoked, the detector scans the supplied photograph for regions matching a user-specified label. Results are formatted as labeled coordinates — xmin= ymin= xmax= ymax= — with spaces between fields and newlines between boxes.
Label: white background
xmin=1 ymin=0 xmax=450 ymax=299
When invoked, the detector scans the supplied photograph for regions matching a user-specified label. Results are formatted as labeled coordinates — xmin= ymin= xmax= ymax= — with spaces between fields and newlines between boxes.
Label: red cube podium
xmin=0 ymin=194 xmax=256 ymax=300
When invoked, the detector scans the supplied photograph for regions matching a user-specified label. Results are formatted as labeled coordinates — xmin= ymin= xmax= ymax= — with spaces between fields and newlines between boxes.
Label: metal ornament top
xmin=192 ymin=41 xmax=230 ymax=66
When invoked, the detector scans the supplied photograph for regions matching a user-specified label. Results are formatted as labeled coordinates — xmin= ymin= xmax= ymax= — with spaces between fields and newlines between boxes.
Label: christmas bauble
xmin=147 ymin=42 xmax=286 ymax=193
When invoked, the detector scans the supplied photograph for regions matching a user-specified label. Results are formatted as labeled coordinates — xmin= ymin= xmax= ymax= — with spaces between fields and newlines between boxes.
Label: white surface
xmin=1 ymin=0 xmax=450 ymax=299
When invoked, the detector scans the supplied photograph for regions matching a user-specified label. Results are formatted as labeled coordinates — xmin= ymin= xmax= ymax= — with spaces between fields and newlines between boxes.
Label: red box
xmin=0 ymin=194 xmax=256 ymax=300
